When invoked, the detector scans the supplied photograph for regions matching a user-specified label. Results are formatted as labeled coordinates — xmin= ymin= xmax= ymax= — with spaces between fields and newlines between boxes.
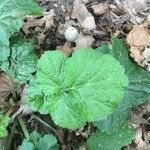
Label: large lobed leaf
xmin=5 ymin=38 xmax=38 ymax=83
xmin=28 ymin=49 xmax=128 ymax=129
xmin=95 ymin=38 xmax=150 ymax=133
xmin=19 ymin=131 xmax=58 ymax=150
xmin=87 ymin=123 xmax=135 ymax=150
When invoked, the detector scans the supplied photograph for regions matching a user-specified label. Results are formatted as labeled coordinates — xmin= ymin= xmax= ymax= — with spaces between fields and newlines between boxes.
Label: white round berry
xmin=64 ymin=27 xmax=78 ymax=42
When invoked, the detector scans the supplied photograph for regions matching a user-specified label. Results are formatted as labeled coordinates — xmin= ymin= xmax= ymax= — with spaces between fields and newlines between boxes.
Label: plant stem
xmin=17 ymin=115 xmax=30 ymax=141
xmin=32 ymin=114 xmax=57 ymax=135
xmin=5 ymin=120 xmax=17 ymax=150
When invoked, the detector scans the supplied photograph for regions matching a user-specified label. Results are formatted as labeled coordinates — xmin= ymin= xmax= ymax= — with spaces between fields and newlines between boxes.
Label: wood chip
xmin=57 ymin=42 xmax=73 ymax=56
xmin=92 ymin=3 xmax=108 ymax=15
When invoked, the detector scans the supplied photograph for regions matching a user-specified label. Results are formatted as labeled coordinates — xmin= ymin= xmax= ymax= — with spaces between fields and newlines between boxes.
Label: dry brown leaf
xmin=81 ymin=0 xmax=90 ymax=4
xmin=76 ymin=125 xmax=90 ymax=138
xmin=71 ymin=0 xmax=96 ymax=30
xmin=128 ymin=103 xmax=150 ymax=149
xmin=37 ymin=32 xmax=46 ymax=45
xmin=127 ymin=127 xmax=146 ymax=150
xmin=134 ymin=128 xmax=146 ymax=150
xmin=57 ymin=42 xmax=73 ymax=56
xmin=22 ymin=11 xmax=54 ymax=35
xmin=22 ymin=11 xmax=54 ymax=46
xmin=129 ymin=46 xmax=144 ymax=66
xmin=133 ymin=128 xmax=143 ymax=144
xmin=58 ymin=20 xmax=79 ymax=36
xmin=115 ymin=0 xmax=148 ymax=24
xmin=110 ymin=4 xmax=120 ymax=13
xmin=10 ymin=85 xmax=33 ymax=121
xmin=127 ymin=22 xmax=150 ymax=68
xmin=143 ymin=131 xmax=150 ymax=146
xmin=125 ymin=0 xmax=148 ymax=14
xmin=0 ymin=73 xmax=11 ymax=98
xmin=74 ymin=32 xmax=95 ymax=50
xmin=92 ymin=3 xmax=108 ymax=15
xmin=127 ymin=24 xmax=150 ymax=47
xmin=20 ymin=85 xmax=33 ymax=116
xmin=82 ymin=0 xmax=97 ymax=3
xmin=142 ymin=47 xmax=150 ymax=61
xmin=142 ymin=47 xmax=150 ymax=71
xmin=78 ymin=144 xmax=86 ymax=150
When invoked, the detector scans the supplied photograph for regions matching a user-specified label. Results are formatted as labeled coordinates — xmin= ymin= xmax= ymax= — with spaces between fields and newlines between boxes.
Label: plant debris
xmin=127 ymin=21 xmax=150 ymax=70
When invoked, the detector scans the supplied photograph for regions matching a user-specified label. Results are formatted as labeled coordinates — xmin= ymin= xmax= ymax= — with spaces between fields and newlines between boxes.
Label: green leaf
xmin=27 ymin=79 xmax=47 ymax=114
xmin=0 ymin=0 xmax=42 ymax=70
xmin=93 ymin=98 xmax=131 ymax=133
xmin=29 ymin=131 xmax=41 ymax=146
xmin=95 ymin=38 xmax=150 ymax=132
xmin=19 ymin=140 xmax=34 ymax=150
xmin=0 ymin=115 xmax=9 ymax=138
xmin=19 ymin=132 xmax=58 ymax=150
xmin=111 ymin=38 xmax=150 ymax=106
xmin=36 ymin=134 xmax=58 ymax=150
xmin=87 ymin=124 xmax=135 ymax=150
xmin=0 ymin=46 xmax=10 ymax=71
xmin=0 ymin=0 xmax=42 ymax=47
xmin=5 ymin=38 xmax=38 ymax=83
xmin=28 ymin=49 xmax=128 ymax=129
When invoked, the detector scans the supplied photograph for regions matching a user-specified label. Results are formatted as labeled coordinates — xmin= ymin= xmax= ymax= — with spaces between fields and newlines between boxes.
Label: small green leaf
xmin=95 ymin=38 xmax=150 ymax=133
xmin=19 ymin=132 xmax=58 ymax=150
xmin=29 ymin=131 xmax=41 ymax=145
xmin=87 ymin=124 xmax=135 ymax=150
xmin=5 ymin=38 xmax=38 ymax=83
xmin=36 ymin=134 xmax=58 ymax=150
xmin=0 ymin=115 xmax=9 ymax=138
xmin=19 ymin=140 xmax=34 ymax=150
xmin=28 ymin=49 xmax=128 ymax=129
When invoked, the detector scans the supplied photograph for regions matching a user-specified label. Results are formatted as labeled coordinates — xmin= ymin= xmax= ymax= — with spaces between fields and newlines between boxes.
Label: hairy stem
xmin=5 ymin=120 xmax=17 ymax=150
xmin=18 ymin=115 xmax=30 ymax=141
